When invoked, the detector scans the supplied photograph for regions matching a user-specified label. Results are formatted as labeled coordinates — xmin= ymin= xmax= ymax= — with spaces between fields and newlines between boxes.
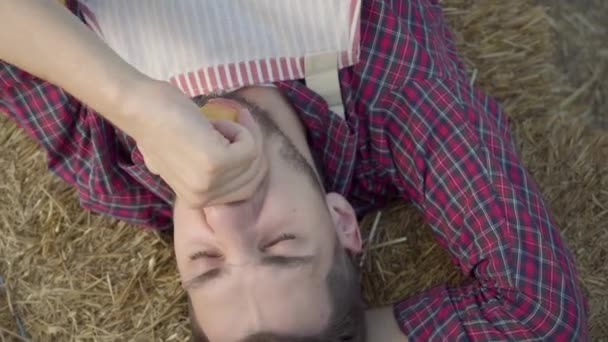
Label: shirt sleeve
xmin=0 ymin=61 xmax=173 ymax=229
xmin=381 ymin=77 xmax=588 ymax=340
xmin=0 ymin=61 xmax=88 ymax=189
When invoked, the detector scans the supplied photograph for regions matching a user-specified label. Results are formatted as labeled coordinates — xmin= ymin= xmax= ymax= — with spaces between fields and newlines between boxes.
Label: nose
xmin=203 ymin=175 xmax=268 ymax=236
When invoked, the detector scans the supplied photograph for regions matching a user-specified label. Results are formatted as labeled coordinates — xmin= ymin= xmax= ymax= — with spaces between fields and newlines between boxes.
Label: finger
xmin=208 ymin=137 xmax=267 ymax=192
xmin=204 ymin=153 xmax=268 ymax=205
xmin=214 ymin=108 xmax=263 ymax=152
xmin=175 ymin=158 xmax=259 ymax=208
xmin=138 ymin=145 xmax=160 ymax=175
xmin=212 ymin=109 xmax=269 ymax=203
xmin=210 ymin=161 xmax=268 ymax=204
xmin=203 ymin=173 xmax=261 ymax=206
xmin=142 ymin=152 xmax=210 ymax=208
xmin=235 ymin=108 xmax=265 ymax=150
xmin=212 ymin=172 xmax=266 ymax=205
xmin=202 ymin=166 xmax=260 ymax=205
xmin=211 ymin=118 xmax=252 ymax=144
xmin=162 ymin=156 xmax=265 ymax=208
xmin=155 ymin=165 xmax=202 ymax=207
xmin=210 ymin=119 xmax=257 ymax=165
xmin=160 ymin=143 xmax=260 ymax=208
xmin=174 ymin=187 xmax=203 ymax=208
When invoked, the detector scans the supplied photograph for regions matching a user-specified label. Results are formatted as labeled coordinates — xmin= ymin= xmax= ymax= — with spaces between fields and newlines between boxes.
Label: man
xmin=0 ymin=0 xmax=588 ymax=341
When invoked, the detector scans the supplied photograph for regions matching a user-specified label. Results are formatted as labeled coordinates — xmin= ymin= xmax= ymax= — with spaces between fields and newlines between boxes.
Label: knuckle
xmin=202 ymin=158 xmax=223 ymax=174
xmin=193 ymin=177 xmax=213 ymax=191
xmin=194 ymin=195 xmax=209 ymax=207
xmin=191 ymin=190 xmax=210 ymax=206
xmin=242 ymin=182 xmax=258 ymax=197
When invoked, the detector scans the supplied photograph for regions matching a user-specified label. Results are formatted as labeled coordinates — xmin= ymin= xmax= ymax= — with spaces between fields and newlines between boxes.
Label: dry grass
xmin=1 ymin=0 xmax=607 ymax=340
xmin=543 ymin=0 xmax=608 ymax=127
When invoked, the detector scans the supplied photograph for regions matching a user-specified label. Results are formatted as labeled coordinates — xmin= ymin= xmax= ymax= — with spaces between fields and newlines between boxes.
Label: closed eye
xmin=189 ymin=251 xmax=222 ymax=261
xmin=261 ymin=233 xmax=296 ymax=250
xmin=188 ymin=234 xmax=296 ymax=261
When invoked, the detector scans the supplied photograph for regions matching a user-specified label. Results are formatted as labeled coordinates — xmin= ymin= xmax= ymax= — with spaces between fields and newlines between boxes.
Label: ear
xmin=325 ymin=193 xmax=362 ymax=253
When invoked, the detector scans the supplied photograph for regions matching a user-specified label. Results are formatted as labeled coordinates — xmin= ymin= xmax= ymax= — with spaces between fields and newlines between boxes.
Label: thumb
xmin=211 ymin=118 xmax=251 ymax=144
xmin=211 ymin=108 xmax=262 ymax=145
xmin=210 ymin=116 xmax=257 ymax=165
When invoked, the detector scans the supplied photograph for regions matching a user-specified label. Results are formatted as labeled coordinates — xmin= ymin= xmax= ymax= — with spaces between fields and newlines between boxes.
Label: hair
xmin=188 ymin=245 xmax=366 ymax=342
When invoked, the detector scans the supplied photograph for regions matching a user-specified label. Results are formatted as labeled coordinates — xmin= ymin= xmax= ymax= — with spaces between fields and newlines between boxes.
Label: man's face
xmin=173 ymin=88 xmax=362 ymax=341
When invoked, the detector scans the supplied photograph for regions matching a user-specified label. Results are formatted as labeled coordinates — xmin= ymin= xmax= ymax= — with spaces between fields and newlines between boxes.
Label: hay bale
xmin=1 ymin=0 xmax=606 ymax=340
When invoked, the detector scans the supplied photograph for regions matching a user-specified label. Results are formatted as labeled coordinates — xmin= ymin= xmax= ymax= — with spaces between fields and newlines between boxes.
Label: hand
xmin=119 ymin=80 xmax=268 ymax=207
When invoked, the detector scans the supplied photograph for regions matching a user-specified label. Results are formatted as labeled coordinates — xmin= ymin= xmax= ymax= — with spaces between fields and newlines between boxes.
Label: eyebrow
xmin=184 ymin=255 xmax=314 ymax=290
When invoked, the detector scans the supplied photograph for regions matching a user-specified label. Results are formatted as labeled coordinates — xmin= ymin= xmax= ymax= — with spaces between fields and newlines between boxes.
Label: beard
xmin=193 ymin=92 xmax=324 ymax=191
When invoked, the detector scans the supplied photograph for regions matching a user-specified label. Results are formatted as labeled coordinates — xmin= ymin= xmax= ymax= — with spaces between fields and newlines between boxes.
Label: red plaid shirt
xmin=0 ymin=0 xmax=587 ymax=340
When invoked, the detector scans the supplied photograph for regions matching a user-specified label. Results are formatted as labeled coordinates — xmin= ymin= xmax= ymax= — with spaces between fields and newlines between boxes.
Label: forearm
xmin=0 ymin=0 xmax=147 ymax=133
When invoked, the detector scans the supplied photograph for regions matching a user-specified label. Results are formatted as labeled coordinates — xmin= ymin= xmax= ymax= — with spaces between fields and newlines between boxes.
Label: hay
xmin=543 ymin=0 xmax=608 ymax=127
xmin=1 ymin=0 xmax=607 ymax=340
xmin=0 ymin=129 xmax=187 ymax=340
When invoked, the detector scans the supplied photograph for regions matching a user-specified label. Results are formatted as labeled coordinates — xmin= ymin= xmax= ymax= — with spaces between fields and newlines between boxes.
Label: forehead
xmin=191 ymin=260 xmax=334 ymax=341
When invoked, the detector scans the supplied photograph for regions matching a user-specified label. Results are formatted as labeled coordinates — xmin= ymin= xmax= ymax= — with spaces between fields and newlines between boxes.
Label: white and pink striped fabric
xmin=78 ymin=0 xmax=361 ymax=98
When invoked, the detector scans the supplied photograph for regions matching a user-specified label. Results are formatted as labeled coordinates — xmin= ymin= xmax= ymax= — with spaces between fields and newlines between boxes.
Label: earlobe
xmin=326 ymin=193 xmax=362 ymax=253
